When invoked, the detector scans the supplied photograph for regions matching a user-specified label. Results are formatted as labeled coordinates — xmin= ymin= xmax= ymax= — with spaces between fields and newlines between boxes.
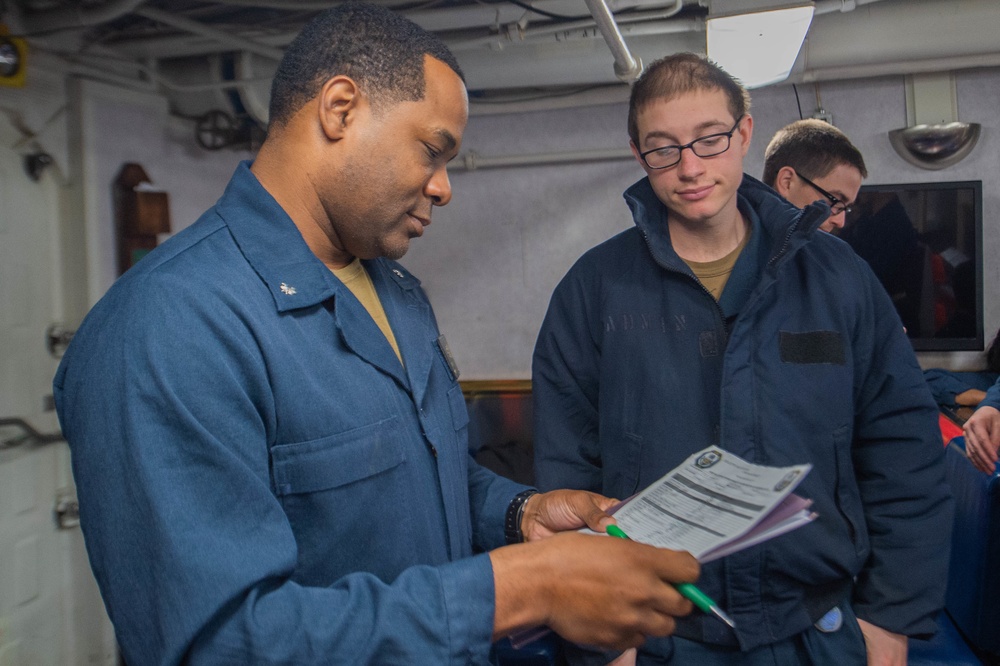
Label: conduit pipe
xmin=18 ymin=0 xmax=146 ymax=34
xmin=449 ymin=11 xmax=698 ymax=52
xmin=453 ymin=147 xmax=634 ymax=171
xmin=582 ymin=0 xmax=644 ymax=82
xmin=210 ymin=0 xmax=477 ymax=11
xmin=447 ymin=0 xmax=873 ymax=53
xmin=209 ymin=0 xmax=367 ymax=8
xmin=133 ymin=6 xmax=285 ymax=62
xmin=814 ymin=0 xmax=886 ymax=15
xmin=797 ymin=52 xmax=1000 ymax=84
xmin=64 ymin=61 xmax=158 ymax=93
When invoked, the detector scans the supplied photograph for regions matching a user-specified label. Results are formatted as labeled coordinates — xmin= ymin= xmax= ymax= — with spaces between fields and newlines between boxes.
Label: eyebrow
xmin=433 ymin=129 xmax=458 ymax=153
xmin=643 ymin=120 xmax=733 ymax=145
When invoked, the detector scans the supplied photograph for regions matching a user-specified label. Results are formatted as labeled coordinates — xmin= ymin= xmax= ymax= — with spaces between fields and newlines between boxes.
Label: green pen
xmin=606 ymin=524 xmax=736 ymax=629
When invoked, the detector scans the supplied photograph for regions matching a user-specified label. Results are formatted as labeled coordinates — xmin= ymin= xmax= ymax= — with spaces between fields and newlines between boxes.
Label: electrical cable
xmin=792 ymin=83 xmax=804 ymax=120
xmin=473 ymin=0 xmax=643 ymax=24
xmin=505 ymin=0 xmax=577 ymax=20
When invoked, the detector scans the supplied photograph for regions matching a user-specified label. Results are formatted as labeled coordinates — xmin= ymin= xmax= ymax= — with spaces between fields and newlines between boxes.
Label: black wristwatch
xmin=504 ymin=489 xmax=538 ymax=544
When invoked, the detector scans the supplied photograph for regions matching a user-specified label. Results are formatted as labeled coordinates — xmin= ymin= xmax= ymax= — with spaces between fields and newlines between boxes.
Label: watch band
xmin=504 ymin=489 xmax=538 ymax=544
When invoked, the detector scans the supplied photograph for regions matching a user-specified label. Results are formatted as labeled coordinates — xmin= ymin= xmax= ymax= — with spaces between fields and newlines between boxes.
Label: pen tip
xmin=711 ymin=606 xmax=737 ymax=630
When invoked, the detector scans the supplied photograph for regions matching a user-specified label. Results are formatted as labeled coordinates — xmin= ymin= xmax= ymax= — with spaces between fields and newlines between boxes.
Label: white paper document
xmin=589 ymin=446 xmax=817 ymax=561
xmin=510 ymin=447 xmax=817 ymax=649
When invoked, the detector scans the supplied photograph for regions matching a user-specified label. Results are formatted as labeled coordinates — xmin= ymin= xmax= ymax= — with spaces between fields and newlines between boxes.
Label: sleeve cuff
xmin=439 ymin=553 xmax=497 ymax=664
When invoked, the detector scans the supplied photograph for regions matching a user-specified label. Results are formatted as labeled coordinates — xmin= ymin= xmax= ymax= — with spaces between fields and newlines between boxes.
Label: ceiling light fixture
xmin=706 ymin=1 xmax=814 ymax=89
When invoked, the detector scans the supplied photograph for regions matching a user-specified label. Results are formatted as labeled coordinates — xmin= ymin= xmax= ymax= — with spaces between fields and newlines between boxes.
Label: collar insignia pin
xmin=279 ymin=282 xmax=297 ymax=295
xmin=392 ymin=269 xmax=404 ymax=279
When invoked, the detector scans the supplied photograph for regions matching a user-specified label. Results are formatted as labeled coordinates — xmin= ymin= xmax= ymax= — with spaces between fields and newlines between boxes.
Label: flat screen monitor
xmin=839 ymin=180 xmax=983 ymax=352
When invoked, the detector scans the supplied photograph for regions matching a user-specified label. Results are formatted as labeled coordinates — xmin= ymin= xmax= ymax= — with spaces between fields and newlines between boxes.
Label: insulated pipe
xmin=209 ymin=0 xmax=358 ymax=7
xmin=210 ymin=0 xmax=421 ymax=8
xmin=582 ymin=0 xmax=644 ymax=83
xmin=453 ymin=147 xmax=634 ymax=171
xmin=133 ymin=6 xmax=285 ymax=62
xmin=797 ymin=52 xmax=1000 ymax=84
xmin=19 ymin=0 xmax=146 ymax=34
xmin=63 ymin=61 xmax=158 ymax=93
xmin=814 ymin=0 xmax=886 ymax=15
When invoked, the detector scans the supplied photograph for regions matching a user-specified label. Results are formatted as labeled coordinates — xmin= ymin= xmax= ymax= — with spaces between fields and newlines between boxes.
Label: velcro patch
xmin=779 ymin=330 xmax=845 ymax=365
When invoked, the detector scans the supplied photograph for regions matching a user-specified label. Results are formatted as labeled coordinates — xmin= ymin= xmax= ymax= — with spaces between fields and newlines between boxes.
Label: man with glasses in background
xmin=532 ymin=53 xmax=951 ymax=665
xmin=763 ymin=118 xmax=867 ymax=233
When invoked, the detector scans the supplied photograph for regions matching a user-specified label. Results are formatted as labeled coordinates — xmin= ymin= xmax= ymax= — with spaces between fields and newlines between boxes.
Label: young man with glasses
xmin=532 ymin=53 xmax=951 ymax=665
xmin=763 ymin=118 xmax=868 ymax=233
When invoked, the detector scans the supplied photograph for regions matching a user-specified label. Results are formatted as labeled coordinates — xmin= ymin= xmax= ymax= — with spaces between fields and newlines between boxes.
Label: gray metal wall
xmin=402 ymin=68 xmax=1000 ymax=379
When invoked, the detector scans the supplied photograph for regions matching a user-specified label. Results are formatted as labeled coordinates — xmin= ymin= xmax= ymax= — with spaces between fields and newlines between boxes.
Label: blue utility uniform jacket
xmin=923 ymin=368 xmax=1000 ymax=409
xmin=54 ymin=162 xmax=526 ymax=664
xmin=985 ymin=379 xmax=1000 ymax=411
xmin=533 ymin=175 xmax=952 ymax=655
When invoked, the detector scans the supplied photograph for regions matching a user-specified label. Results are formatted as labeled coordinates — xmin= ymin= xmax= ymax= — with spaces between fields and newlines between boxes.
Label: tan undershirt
xmin=682 ymin=229 xmax=750 ymax=301
xmin=331 ymin=258 xmax=403 ymax=364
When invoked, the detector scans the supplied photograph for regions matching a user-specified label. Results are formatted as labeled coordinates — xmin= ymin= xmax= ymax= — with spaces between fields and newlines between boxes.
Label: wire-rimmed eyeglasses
xmin=796 ymin=172 xmax=852 ymax=215
xmin=637 ymin=115 xmax=744 ymax=170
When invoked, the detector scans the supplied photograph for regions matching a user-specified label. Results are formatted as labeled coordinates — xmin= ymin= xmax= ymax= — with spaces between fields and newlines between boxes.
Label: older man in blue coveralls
xmin=53 ymin=5 xmax=700 ymax=664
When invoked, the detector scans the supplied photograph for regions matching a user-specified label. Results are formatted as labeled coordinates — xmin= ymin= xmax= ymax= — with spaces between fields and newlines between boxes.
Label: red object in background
xmin=939 ymin=412 xmax=963 ymax=446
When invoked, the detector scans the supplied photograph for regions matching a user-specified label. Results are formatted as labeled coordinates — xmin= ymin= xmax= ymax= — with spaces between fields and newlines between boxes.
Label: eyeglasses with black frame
xmin=637 ymin=115 xmax=744 ymax=170
xmin=795 ymin=172 xmax=852 ymax=215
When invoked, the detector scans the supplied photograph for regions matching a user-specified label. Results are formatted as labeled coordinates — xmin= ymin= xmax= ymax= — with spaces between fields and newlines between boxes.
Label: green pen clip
xmin=605 ymin=524 xmax=736 ymax=629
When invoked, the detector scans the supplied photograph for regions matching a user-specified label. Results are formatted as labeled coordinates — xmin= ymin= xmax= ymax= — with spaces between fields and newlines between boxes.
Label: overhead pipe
xmin=449 ymin=7 xmax=697 ymax=52
xmin=18 ymin=0 xmax=145 ymax=35
xmin=582 ymin=0 xmax=645 ymax=83
xmin=64 ymin=62 xmax=157 ymax=92
xmin=208 ymin=0 xmax=356 ymax=8
xmin=209 ymin=0 xmax=430 ymax=9
xmin=814 ymin=0 xmax=886 ymax=15
xmin=447 ymin=0 xmax=877 ymax=53
xmin=102 ymin=0 xmax=688 ymax=60
xmin=796 ymin=51 xmax=1000 ymax=84
xmin=453 ymin=146 xmax=634 ymax=171
xmin=133 ymin=6 xmax=285 ymax=62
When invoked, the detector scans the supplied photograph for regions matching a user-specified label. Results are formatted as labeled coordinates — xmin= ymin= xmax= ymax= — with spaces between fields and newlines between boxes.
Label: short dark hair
xmin=762 ymin=119 xmax=868 ymax=187
xmin=627 ymin=52 xmax=751 ymax=146
xmin=267 ymin=2 xmax=464 ymax=128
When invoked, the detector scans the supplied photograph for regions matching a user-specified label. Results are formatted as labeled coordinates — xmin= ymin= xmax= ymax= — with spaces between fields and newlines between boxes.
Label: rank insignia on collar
xmin=279 ymin=282 xmax=297 ymax=295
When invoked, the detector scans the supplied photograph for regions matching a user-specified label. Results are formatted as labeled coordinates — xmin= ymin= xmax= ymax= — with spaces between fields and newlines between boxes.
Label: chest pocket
xmin=271 ymin=416 xmax=405 ymax=496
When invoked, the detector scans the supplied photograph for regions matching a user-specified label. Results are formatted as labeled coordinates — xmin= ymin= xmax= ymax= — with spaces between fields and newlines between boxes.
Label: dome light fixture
xmin=889 ymin=72 xmax=980 ymax=171
xmin=888 ymin=122 xmax=981 ymax=171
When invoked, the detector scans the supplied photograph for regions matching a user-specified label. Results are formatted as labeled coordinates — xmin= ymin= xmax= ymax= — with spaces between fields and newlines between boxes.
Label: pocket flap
xmin=271 ymin=416 xmax=405 ymax=495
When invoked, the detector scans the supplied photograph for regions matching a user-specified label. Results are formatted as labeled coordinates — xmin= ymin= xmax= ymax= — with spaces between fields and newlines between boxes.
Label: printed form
xmin=596 ymin=447 xmax=816 ymax=561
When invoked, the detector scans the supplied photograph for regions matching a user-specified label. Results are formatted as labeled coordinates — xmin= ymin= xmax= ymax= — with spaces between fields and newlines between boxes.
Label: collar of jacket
xmin=216 ymin=161 xmax=422 ymax=313
xmin=623 ymin=173 xmax=832 ymax=271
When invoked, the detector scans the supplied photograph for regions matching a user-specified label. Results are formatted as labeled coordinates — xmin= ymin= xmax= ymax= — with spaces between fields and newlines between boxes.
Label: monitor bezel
xmin=848 ymin=179 xmax=984 ymax=352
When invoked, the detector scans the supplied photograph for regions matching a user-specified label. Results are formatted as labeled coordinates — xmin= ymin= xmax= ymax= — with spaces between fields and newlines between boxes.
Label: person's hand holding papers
xmin=490 ymin=517 xmax=698 ymax=651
